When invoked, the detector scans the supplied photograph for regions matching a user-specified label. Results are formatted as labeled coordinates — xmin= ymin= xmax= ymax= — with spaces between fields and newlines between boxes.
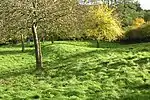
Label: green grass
xmin=1 ymin=41 xmax=150 ymax=100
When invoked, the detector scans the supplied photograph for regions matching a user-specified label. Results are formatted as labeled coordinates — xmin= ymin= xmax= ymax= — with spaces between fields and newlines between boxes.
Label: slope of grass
xmin=0 ymin=41 xmax=150 ymax=100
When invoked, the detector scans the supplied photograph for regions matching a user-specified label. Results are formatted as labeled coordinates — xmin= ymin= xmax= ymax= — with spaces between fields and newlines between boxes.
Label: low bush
xmin=122 ymin=22 xmax=150 ymax=43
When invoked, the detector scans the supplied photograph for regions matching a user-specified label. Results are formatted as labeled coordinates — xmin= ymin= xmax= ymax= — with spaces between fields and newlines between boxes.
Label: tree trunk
xmin=51 ymin=35 xmax=54 ymax=44
xmin=110 ymin=0 xmax=113 ymax=6
xmin=123 ymin=0 xmax=126 ymax=9
xmin=42 ymin=36 xmax=45 ymax=43
xmin=21 ymin=34 xmax=25 ymax=52
xmin=41 ymin=32 xmax=45 ymax=43
xmin=96 ymin=39 xmax=100 ymax=48
xmin=107 ymin=0 xmax=110 ymax=6
xmin=32 ymin=23 xmax=43 ymax=69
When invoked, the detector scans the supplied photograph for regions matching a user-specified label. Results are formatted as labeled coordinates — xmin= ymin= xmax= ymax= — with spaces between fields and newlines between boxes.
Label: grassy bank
xmin=0 ymin=41 xmax=150 ymax=100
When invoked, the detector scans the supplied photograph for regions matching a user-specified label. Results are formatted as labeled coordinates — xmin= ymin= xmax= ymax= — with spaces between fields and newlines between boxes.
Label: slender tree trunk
xmin=107 ymin=0 xmax=110 ymax=6
xmin=42 ymin=37 xmax=45 ymax=43
xmin=41 ymin=32 xmax=45 ymax=43
xmin=110 ymin=0 xmax=113 ymax=6
xmin=32 ymin=0 xmax=43 ymax=69
xmin=123 ymin=0 xmax=126 ymax=9
xmin=96 ymin=39 xmax=99 ymax=48
xmin=21 ymin=34 xmax=25 ymax=52
xmin=32 ymin=22 xmax=43 ymax=69
xmin=51 ymin=35 xmax=54 ymax=44
xmin=42 ymin=34 xmax=45 ymax=43
xmin=123 ymin=0 xmax=126 ymax=19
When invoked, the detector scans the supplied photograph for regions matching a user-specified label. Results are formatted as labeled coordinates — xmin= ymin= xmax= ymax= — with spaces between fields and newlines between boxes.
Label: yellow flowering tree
xmin=85 ymin=5 xmax=123 ymax=47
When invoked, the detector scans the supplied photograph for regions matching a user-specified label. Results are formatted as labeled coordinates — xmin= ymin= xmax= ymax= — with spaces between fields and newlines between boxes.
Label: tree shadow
xmin=42 ymin=43 xmax=150 ymax=72
xmin=0 ymin=43 xmax=34 ymax=48
xmin=0 ymin=67 xmax=35 ymax=79
xmin=121 ymin=92 xmax=150 ymax=100
xmin=0 ymin=49 xmax=34 ymax=55
xmin=120 ymin=84 xmax=150 ymax=100
xmin=136 ymin=84 xmax=150 ymax=90
xmin=52 ymin=40 xmax=122 ymax=48
xmin=42 ymin=48 xmax=115 ymax=80
xmin=45 ymin=41 xmax=150 ymax=54
xmin=51 ymin=41 xmax=94 ymax=48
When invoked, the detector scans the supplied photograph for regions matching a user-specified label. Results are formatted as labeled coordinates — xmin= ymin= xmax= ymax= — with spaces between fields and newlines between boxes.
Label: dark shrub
xmin=122 ymin=22 xmax=150 ymax=43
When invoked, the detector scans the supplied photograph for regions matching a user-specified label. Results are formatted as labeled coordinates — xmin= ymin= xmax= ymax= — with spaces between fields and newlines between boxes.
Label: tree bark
xmin=21 ymin=34 xmax=25 ymax=52
xmin=32 ymin=22 xmax=43 ymax=69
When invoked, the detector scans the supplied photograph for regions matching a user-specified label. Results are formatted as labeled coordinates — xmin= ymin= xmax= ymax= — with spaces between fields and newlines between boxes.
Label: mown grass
xmin=0 ymin=41 xmax=150 ymax=100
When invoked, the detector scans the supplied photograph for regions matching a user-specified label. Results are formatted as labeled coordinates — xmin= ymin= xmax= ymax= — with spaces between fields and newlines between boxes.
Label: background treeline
xmin=0 ymin=0 xmax=150 ymax=45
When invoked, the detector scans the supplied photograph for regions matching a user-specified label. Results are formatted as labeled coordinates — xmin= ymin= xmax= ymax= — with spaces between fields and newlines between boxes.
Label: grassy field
xmin=0 ymin=41 xmax=150 ymax=100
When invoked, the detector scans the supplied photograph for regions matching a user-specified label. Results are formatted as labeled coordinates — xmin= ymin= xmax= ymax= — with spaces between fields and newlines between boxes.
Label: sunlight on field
xmin=0 ymin=41 xmax=150 ymax=100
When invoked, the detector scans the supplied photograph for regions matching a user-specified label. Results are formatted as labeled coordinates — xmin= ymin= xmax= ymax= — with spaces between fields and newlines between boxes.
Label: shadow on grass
xmin=42 ymin=43 xmax=150 ymax=73
xmin=53 ymin=41 xmax=94 ymax=48
xmin=120 ymin=86 xmax=150 ymax=100
xmin=0 ymin=49 xmax=34 ymax=55
xmin=119 ymin=81 xmax=150 ymax=100
xmin=52 ymin=40 xmax=121 ymax=48
xmin=136 ymin=84 xmax=150 ymax=90
xmin=121 ymin=92 xmax=150 ymax=100
xmin=42 ymin=49 xmax=110 ymax=79
xmin=0 ymin=43 xmax=34 ymax=48
xmin=43 ymin=41 xmax=150 ymax=53
xmin=0 ymin=67 xmax=36 ymax=79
